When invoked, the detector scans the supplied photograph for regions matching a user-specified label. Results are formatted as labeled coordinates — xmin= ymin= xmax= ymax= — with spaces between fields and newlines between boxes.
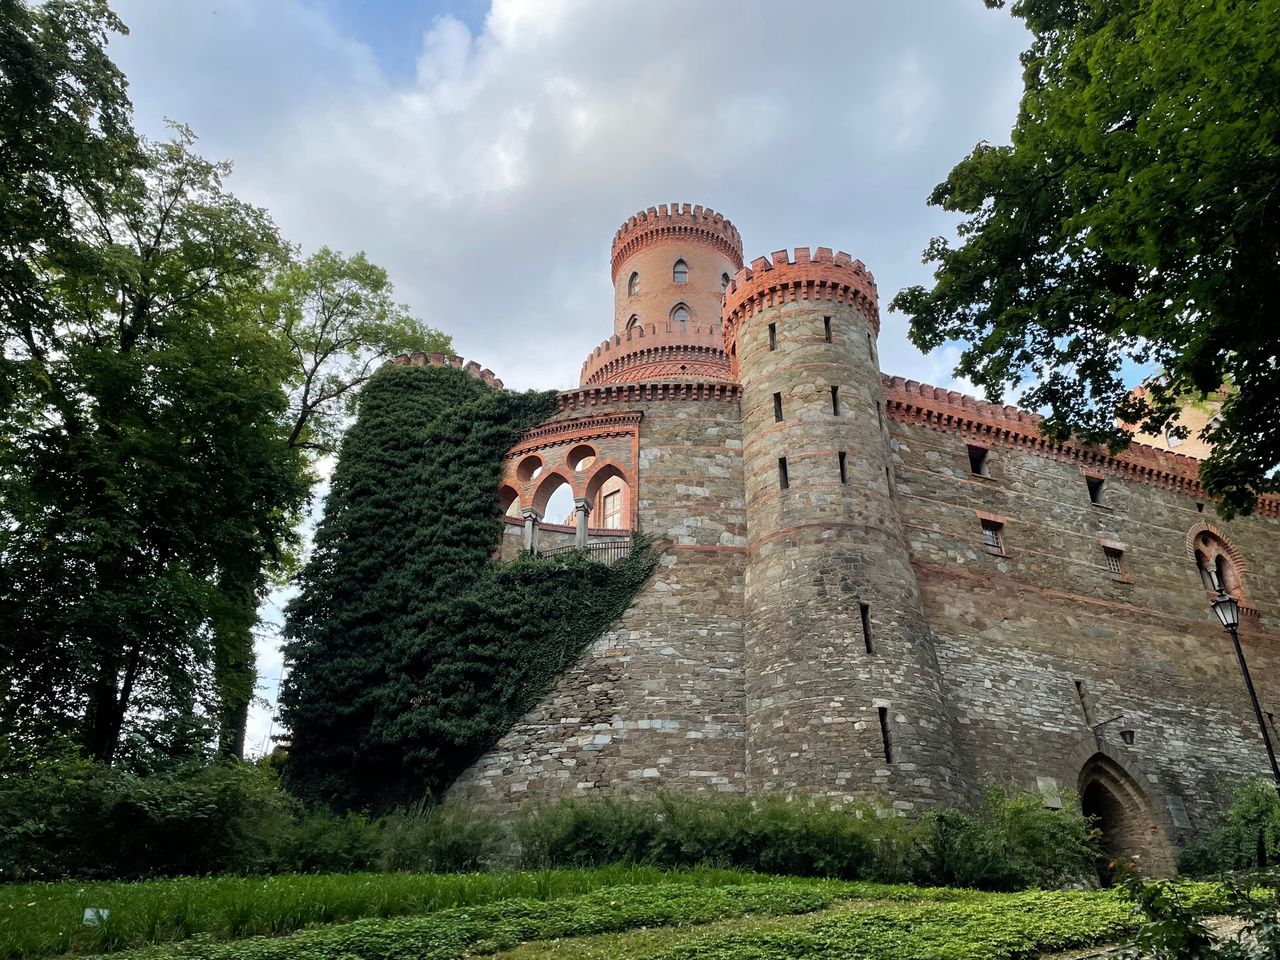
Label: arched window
xmin=626 ymin=314 xmax=640 ymax=333
xmin=628 ymin=271 xmax=639 ymax=296
xmin=673 ymin=259 xmax=688 ymax=283
xmin=671 ymin=304 xmax=690 ymax=329
xmin=721 ymin=272 xmax=730 ymax=290
xmin=1194 ymin=530 xmax=1246 ymax=600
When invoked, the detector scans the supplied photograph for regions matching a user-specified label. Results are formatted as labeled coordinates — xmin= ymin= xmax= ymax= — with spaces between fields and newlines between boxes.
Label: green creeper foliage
xmin=280 ymin=363 xmax=657 ymax=810
xmin=892 ymin=0 xmax=1280 ymax=516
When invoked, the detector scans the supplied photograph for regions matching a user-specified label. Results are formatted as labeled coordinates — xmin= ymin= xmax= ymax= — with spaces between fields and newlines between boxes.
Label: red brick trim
xmin=507 ymin=412 xmax=642 ymax=459
xmin=557 ymin=381 xmax=742 ymax=411
xmin=882 ymin=375 xmax=1280 ymax=518
xmin=610 ymin=203 xmax=743 ymax=281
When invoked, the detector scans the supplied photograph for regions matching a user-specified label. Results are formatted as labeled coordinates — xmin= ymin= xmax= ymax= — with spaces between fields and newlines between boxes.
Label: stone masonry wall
xmin=448 ymin=394 xmax=748 ymax=809
xmin=889 ymin=410 xmax=1280 ymax=869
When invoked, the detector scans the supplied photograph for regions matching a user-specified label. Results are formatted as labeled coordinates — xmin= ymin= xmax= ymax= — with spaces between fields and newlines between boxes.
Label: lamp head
xmin=1212 ymin=590 xmax=1241 ymax=630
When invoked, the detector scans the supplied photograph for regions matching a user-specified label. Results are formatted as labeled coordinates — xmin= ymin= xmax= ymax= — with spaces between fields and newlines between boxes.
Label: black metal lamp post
xmin=1210 ymin=586 xmax=1280 ymax=793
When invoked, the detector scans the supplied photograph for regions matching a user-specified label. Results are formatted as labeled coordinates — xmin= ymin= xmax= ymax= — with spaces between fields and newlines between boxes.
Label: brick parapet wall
xmin=581 ymin=322 xmax=730 ymax=386
xmin=723 ymin=248 xmax=880 ymax=379
xmin=883 ymin=375 xmax=1280 ymax=518
xmin=389 ymin=351 xmax=503 ymax=389
xmin=610 ymin=203 xmax=743 ymax=282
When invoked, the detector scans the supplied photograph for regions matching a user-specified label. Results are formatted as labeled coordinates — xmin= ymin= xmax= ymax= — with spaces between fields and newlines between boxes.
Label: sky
xmin=108 ymin=0 xmax=1034 ymax=756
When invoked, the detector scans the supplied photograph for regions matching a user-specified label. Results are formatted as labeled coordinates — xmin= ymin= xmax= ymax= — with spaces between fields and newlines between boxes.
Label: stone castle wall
xmin=440 ymin=205 xmax=1279 ymax=874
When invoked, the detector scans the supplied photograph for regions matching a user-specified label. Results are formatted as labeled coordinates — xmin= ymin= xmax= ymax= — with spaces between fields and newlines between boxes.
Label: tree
xmin=268 ymin=247 xmax=452 ymax=455
xmin=202 ymin=250 xmax=454 ymax=758
xmin=891 ymin=0 xmax=1280 ymax=516
xmin=0 ymin=127 xmax=310 ymax=763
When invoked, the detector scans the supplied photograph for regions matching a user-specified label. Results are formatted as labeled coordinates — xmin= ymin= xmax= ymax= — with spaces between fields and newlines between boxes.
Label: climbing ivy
xmin=280 ymin=363 xmax=656 ymax=810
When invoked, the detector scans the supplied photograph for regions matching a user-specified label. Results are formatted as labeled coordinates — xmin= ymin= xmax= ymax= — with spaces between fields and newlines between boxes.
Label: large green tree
xmin=0 ymin=124 xmax=311 ymax=763
xmin=892 ymin=0 xmax=1280 ymax=516
xmin=280 ymin=364 xmax=655 ymax=810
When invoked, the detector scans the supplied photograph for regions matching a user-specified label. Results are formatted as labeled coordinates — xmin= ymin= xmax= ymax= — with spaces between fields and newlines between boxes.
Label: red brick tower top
xmin=581 ymin=204 xmax=743 ymax=386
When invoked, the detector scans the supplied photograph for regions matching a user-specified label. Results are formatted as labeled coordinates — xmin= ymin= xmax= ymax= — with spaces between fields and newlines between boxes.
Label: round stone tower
xmin=724 ymin=247 xmax=961 ymax=809
xmin=580 ymin=203 xmax=743 ymax=385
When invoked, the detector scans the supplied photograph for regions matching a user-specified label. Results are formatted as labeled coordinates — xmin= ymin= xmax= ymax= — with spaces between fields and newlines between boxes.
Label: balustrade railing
xmin=538 ymin=538 xmax=633 ymax=566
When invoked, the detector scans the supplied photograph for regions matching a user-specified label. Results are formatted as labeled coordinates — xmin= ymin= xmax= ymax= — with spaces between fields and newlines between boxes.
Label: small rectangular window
xmin=1103 ymin=546 xmax=1124 ymax=576
xmin=981 ymin=519 xmax=1004 ymax=553
xmin=1087 ymin=476 xmax=1105 ymax=506
xmin=877 ymin=706 xmax=893 ymax=763
xmin=768 ymin=323 xmax=777 ymax=351
xmin=830 ymin=385 xmax=840 ymax=416
xmin=773 ymin=392 xmax=783 ymax=422
xmin=823 ymin=316 xmax=832 ymax=342
xmin=838 ymin=451 xmax=847 ymax=484
xmin=778 ymin=457 xmax=789 ymax=490
xmin=860 ymin=602 xmax=873 ymax=653
xmin=967 ymin=445 xmax=989 ymax=477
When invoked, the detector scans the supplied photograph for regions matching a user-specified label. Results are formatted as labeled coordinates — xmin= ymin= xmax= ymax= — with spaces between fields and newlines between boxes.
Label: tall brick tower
xmin=580 ymin=204 xmax=743 ymax=385
xmin=724 ymin=248 xmax=961 ymax=809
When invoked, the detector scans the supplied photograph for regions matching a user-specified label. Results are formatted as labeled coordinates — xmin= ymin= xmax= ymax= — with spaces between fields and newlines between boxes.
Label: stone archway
xmin=1079 ymin=752 xmax=1176 ymax=881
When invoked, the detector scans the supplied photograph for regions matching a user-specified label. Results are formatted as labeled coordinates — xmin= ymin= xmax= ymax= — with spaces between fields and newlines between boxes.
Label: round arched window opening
xmin=516 ymin=454 xmax=544 ymax=484
xmin=1195 ymin=531 xmax=1245 ymax=600
xmin=721 ymin=272 xmax=730 ymax=290
xmin=673 ymin=259 xmax=689 ymax=283
xmin=568 ymin=443 xmax=597 ymax=473
xmin=628 ymin=271 xmax=639 ymax=296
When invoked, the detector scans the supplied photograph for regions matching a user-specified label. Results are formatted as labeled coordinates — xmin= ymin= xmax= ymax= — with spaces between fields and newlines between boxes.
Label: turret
xmin=726 ymin=248 xmax=961 ymax=808
xmin=580 ymin=204 xmax=743 ymax=386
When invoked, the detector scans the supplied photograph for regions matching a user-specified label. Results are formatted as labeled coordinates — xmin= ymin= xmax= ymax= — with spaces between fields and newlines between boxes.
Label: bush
xmin=0 ymin=755 xmax=294 ymax=881
xmin=1179 ymin=779 xmax=1280 ymax=876
xmin=914 ymin=783 xmax=1099 ymax=891
xmin=377 ymin=802 xmax=504 ymax=873
xmin=0 ymin=756 xmax=503 ymax=881
xmin=518 ymin=793 xmax=935 ymax=884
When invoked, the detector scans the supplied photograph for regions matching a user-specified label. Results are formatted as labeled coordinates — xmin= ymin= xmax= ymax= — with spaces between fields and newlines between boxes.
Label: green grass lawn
xmin=1 ymin=869 xmax=1156 ymax=960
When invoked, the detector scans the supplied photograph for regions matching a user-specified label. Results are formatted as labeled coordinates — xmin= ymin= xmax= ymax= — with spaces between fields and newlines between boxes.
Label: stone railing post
xmin=574 ymin=498 xmax=592 ymax=548
xmin=522 ymin=507 xmax=542 ymax=554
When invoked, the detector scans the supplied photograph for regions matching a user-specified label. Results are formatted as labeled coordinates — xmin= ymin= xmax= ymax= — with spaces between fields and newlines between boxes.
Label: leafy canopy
xmin=280 ymin=363 xmax=656 ymax=810
xmin=892 ymin=0 xmax=1280 ymax=516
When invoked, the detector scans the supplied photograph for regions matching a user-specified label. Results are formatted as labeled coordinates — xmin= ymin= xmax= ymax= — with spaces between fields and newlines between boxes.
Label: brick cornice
xmin=557 ymin=380 xmax=742 ymax=412
xmin=610 ymin=203 xmax=743 ymax=281
xmin=506 ymin=412 xmax=642 ymax=459
xmin=882 ymin=374 xmax=1280 ymax=519
xmin=584 ymin=343 xmax=731 ymax=385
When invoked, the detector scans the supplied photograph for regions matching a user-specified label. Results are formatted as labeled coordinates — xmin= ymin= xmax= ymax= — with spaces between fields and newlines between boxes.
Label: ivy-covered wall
xmin=279 ymin=363 xmax=655 ymax=811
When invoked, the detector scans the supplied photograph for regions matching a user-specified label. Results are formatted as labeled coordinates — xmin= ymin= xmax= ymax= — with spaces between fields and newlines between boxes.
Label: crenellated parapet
xmin=579 ymin=320 xmax=730 ymax=386
xmin=722 ymin=248 xmax=879 ymax=378
xmin=881 ymin=374 xmax=1280 ymax=517
xmin=389 ymin=351 xmax=504 ymax=390
xmin=610 ymin=203 xmax=743 ymax=281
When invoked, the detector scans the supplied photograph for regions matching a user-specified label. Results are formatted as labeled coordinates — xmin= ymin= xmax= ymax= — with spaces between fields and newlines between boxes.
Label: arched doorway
xmin=1079 ymin=753 xmax=1175 ymax=881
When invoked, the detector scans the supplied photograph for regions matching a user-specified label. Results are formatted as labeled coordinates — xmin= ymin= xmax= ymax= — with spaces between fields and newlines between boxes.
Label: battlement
xmin=389 ymin=352 xmax=504 ymax=390
xmin=722 ymin=247 xmax=880 ymax=333
xmin=580 ymin=320 xmax=729 ymax=385
xmin=610 ymin=203 xmax=744 ymax=280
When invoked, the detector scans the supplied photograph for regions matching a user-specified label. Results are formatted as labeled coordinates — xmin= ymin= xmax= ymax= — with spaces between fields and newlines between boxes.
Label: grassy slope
xmin=3 ymin=870 xmax=1167 ymax=960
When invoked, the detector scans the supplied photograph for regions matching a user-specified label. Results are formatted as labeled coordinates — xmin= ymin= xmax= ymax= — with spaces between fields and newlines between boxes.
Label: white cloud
xmin=108 ymin=0 xmax=1031 ymax=754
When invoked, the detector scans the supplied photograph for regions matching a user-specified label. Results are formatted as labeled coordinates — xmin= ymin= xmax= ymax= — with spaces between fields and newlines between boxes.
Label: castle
xmin=403 ymin=204 xmax=1280 ymax=875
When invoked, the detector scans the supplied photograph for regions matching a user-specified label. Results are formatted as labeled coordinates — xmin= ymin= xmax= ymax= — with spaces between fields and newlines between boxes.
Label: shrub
xmin=517 ymin=793 xmax=920 ymax=882
xmin=1178 ymin=779 xmax=1280 ymax=876
xmin=0 ymin=755 xmax=294 ymax=881
xmin=913 ymin=782 xmax=1099 ymax=891
xmin=377 ymin=802 xmax=504 ymax=873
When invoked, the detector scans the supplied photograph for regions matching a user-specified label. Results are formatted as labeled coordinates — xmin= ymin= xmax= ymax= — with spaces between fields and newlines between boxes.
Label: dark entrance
xmin=1079 ymin=752 xmax=1174 ymax=881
